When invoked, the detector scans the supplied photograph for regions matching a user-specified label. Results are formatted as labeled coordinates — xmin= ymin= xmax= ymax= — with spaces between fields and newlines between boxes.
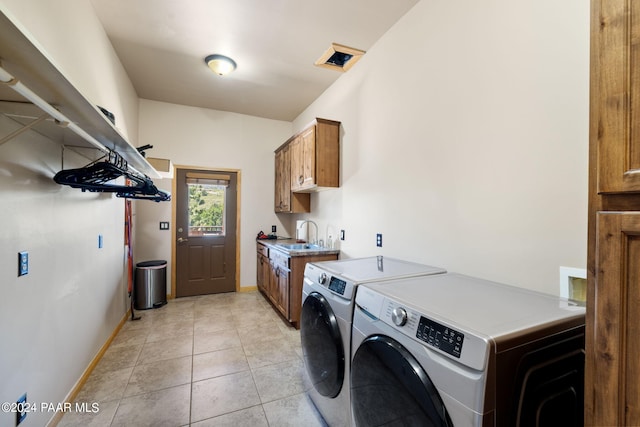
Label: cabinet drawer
xmin=270 ymin=249 xmax=290 ymax=269
xmin=257 ymin=243 xmax=269 ymax=258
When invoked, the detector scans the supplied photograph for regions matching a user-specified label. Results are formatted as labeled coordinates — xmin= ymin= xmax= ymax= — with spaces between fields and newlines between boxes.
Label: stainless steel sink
xmin=278 ymin=243 xmax=322 ymax=250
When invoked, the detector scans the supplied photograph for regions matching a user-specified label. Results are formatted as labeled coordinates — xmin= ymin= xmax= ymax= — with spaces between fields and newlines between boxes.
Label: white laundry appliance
xmin=351 ymin=273 xmax=586 ymax=426
xmin=300 ymin=256 xmax=446 ymax=427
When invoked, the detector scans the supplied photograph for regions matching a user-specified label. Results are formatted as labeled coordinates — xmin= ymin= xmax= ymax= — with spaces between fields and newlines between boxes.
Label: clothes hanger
xmin=53 ymin=150 xmax=170 ymax=202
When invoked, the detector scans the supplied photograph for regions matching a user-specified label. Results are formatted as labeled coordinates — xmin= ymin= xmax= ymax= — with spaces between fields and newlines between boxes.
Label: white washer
xmin=301 ymin=257 xmax=446 ymax=427
xmin=350 ymin=273 xmax=586 ymax=426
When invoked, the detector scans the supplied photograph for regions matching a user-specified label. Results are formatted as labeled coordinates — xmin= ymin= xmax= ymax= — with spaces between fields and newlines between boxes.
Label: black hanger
xmin=53 ymin=150 xmax=170 ymax=202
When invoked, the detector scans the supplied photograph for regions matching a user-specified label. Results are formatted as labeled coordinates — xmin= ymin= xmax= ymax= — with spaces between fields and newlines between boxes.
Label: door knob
xmin=178 ymin=237 xmax=189 ymax=243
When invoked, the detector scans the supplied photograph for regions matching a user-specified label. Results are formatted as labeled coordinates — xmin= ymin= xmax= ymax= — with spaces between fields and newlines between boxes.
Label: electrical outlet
xmin=340 ymin=230 xmax=345 ymax=241
xmin=16 ymin=393 xmax=27 ymax=425
xmin=271 ymin=225 xmax=277 ymax=233
xmin=376 ymin=233 xmax=383 ymax=247
xmin=18 ymin=251 xmax=28 ymax=276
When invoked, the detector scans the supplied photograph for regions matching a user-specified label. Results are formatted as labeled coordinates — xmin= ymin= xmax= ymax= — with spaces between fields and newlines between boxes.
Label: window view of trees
xmin=188 ymin=184 xmax=225 ymax=234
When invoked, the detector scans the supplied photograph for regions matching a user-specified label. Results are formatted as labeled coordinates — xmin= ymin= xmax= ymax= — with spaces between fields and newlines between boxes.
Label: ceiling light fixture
xmin=204 ymin=54 xmax=237 ymax=76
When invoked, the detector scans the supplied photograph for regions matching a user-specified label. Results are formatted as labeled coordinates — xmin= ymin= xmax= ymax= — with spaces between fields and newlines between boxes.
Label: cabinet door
xmin=593 ymin=0 xmax=640 ymax=193
xmin=586 ymin=212 xmax=640 ymax=425
xmin=274 ymin=147 xmax=290 ymax=212
xmin=291 ymin=128 xmax=316 ymax=191
xmin=275 ymin=144 xmax=310 ymax=213
xmin=267 ymin=260 xmax=278 ymax=306
xmin=290 ymin=135 xmax=305 ymax=191
xmin=276 ymin=267 xmax=290 ymax=319
xmin=256 ymin=253 xmax=264 ymax=292
xmin=299 ymin=126 xmax=316 ymax=189
xmin=257 ymin=253 xmax=269 ymax=294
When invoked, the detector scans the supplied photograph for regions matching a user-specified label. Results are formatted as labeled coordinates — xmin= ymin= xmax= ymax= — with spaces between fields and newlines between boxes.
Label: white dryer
xmin=300 ymin=257 xmax=446 ymax=427
xmin=351 ymin=273 xmax=586 ymax=426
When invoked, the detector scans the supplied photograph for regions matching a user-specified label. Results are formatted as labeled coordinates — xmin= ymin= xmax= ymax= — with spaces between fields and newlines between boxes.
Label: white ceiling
xmin=89 ymin=0 xmax=419 ymax=121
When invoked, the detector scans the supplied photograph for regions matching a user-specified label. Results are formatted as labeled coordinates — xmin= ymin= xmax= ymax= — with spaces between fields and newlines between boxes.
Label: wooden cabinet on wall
xmin=586 ymin=1 xmax=640 ymax=424
xmin=274 ymin=118 xmax=340 ymax=213
xmin=290 ymin=118 xmax=340 ymax=192
xmin=274 ymin=143 xmax=310 ymax=213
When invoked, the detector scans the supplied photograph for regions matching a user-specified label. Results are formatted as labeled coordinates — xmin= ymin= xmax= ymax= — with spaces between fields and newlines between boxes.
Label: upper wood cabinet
xmin=274 ymin=143 xmax=310 ymax=213
xmin=289 ymin=118 xmax=340 ymax=192
xmin=274 ymin=118 xmax=339 ymax=213
xmin=592 ymin=1 xmax=640 ymax=194
xmin=587 ymin=1 xmax=640 ymax=425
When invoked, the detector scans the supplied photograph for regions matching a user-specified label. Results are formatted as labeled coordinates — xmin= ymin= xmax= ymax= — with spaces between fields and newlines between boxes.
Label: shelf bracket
xmin=0 ymin=112 xmax=49 ymax=146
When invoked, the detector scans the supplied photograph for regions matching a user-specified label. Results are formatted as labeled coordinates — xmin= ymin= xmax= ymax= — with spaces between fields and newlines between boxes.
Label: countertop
xmin=257 ymin=239 xmax=340 ymax=257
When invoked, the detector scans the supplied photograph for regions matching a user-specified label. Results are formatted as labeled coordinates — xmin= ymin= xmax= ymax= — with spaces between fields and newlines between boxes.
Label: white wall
xmin=0 ymin=4 xmax=589 ymax=424
xmin=0 ymin=1 xmax=139 ymax=426
xmin=293 ymin=0 xmax=590 ymax=295
xmin=136 ymin=99 xmax=292 ymax=289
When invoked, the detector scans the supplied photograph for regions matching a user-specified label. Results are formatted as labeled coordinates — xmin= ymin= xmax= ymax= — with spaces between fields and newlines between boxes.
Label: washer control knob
xmin=318 ymin=273 xmax=327 ymax=285
xmin=392 ymin=307 xmax=408 ymax=326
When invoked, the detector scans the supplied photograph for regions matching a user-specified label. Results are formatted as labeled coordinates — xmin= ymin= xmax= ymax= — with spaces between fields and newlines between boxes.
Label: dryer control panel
xmin=328 ymin=276 xmax=347 ymax=295
xmin=416 ymin=316 xmax=464 ymax=358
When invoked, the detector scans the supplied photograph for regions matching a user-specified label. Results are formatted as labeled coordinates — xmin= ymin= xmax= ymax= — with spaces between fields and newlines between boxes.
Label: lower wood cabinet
xmin=586 ymin=212 xmax=640 ymax=425
xmin=256 ymin=244 xmax=269 ymax=294
xmin=256 ymin=242 xmax=338 ymax=328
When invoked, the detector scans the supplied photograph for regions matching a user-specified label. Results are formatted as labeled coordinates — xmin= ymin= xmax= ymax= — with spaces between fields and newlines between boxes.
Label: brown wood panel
xmin=626 ymin=230 xmax=640 ymax=423
xmin=257 ymin=246 xmax=338 ymax=329
xmin=588 ymin=1 xmax=640 ymax=424
xmin=288 ymin=253 xmax=339 ymax=328
xmin=274 ymin=142 xmax=310 ymax=213
xmin=300 ymin=126 xmax=315 ymax=189
xmin=315 ymin=118 xmax=340 ymax=188
xmin=280 ymin=118 xmax=340 ymax=194
xmin=594 ymin=0 xmax=640 ymax=193
xmin=587 ymin=212 xmax=640 ymax=425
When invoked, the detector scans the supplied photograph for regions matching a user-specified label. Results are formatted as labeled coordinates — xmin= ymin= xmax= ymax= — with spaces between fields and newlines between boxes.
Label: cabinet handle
xmin=298 ymin=175 xmax=304 ymax=185
xmin=275 ymin=267 xmax=280 ymax=277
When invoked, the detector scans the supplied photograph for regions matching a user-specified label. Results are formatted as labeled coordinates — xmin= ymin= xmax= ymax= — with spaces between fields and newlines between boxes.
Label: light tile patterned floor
xmin=58 ymin=291 xmax=327 ymax=427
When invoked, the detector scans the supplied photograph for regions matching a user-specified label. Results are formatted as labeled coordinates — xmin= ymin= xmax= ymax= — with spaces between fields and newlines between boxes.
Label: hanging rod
xmin=0 ymin=63 xmax=146 ymax=179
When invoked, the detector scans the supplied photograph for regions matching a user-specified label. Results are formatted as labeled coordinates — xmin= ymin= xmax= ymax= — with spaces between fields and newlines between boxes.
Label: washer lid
xmin=309 ymin=256 xmax=446 ymax=284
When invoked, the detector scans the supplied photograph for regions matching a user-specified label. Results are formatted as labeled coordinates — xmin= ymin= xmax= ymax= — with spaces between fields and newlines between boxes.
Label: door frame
xmin=170 ymin=165 xmax=241 ymax=298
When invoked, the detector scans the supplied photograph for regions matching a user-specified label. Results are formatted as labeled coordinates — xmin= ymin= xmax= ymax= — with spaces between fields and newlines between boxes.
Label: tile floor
xmin=58 ymin=291 xmax=327 ymax=427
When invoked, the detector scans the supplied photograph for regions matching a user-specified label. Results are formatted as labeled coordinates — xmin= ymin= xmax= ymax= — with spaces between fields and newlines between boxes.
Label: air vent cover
xmin=315 ymin=43 xmax=365 ymax=72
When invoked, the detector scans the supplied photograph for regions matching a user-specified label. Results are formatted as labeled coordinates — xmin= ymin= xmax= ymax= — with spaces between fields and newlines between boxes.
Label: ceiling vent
xmin=315 ymin=43 xmax=365 ymax=72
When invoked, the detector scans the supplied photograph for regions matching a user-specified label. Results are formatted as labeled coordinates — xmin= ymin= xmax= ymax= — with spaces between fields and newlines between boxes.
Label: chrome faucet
xmin=297 ymin=220 xmax=318 ymax=244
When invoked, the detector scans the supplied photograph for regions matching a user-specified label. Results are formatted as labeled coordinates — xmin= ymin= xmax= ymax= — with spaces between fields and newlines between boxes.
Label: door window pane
xmin=187 ymin=182 xmax=226 ymax=237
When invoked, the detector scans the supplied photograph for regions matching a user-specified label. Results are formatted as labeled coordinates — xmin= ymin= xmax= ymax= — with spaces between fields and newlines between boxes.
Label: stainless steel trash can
xmin=134 ymin=260 xmax=167 ymax=310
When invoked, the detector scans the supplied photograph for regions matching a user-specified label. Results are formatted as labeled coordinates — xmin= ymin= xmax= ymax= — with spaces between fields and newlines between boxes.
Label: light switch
xmin=159 ymin=222 xmax=170 ymax=230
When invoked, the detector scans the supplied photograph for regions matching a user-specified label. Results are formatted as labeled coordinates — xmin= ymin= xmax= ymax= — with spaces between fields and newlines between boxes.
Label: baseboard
xmin=46 ymin=309 xmax=131 ymax=426
xmin=238 ymin=285 xmax=258 ymax=292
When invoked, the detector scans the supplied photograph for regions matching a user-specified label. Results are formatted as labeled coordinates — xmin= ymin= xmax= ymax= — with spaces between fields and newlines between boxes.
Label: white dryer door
xmin=351 ymin=335 xmax=453 ymax=426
